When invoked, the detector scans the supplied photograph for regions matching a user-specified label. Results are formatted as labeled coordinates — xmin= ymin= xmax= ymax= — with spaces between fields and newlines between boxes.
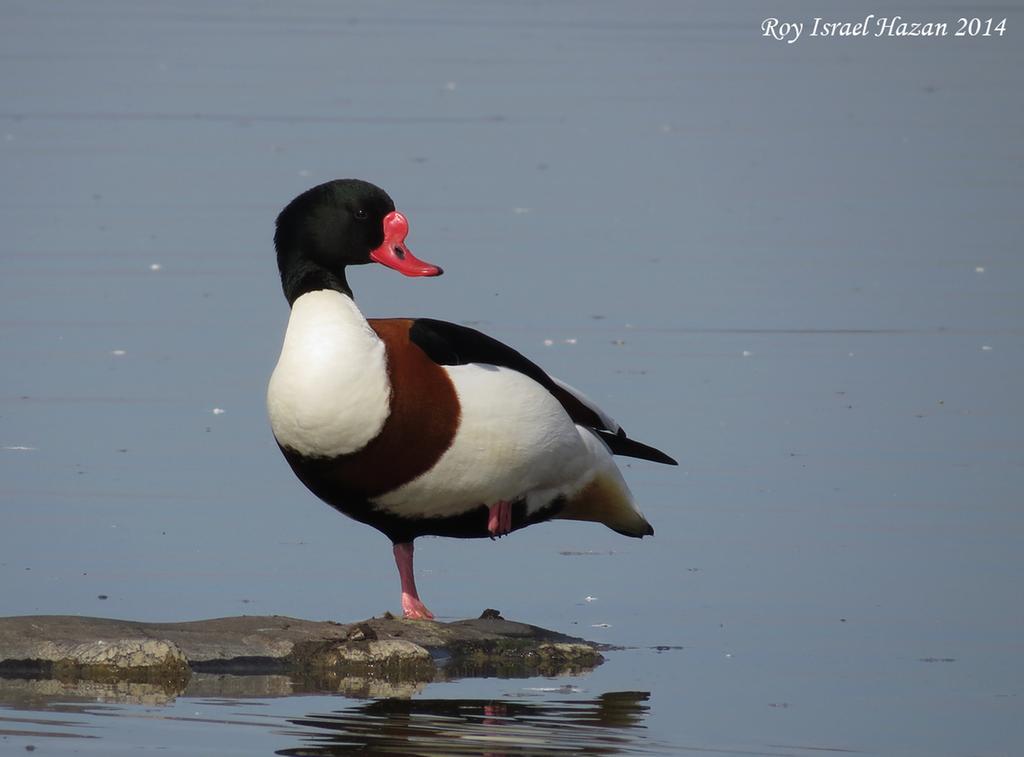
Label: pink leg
xmin=487 ymin=500 xmax=513 ymax=537
xmin=393 ymin=542 xmax=434 ymax=620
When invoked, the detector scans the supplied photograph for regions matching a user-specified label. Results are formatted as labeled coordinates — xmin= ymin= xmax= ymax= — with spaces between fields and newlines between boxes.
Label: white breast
xmin=267 ymin=290 xmax=391 ymax=458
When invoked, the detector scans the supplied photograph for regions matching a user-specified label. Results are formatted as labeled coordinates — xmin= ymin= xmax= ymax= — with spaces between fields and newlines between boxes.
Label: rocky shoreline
xmin=0 ymin=611 xmax=603 ymax=703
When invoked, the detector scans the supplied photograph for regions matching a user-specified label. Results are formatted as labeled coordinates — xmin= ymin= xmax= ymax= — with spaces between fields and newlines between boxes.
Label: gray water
xmin=2 ymin=1 xmax=1022 ymax=754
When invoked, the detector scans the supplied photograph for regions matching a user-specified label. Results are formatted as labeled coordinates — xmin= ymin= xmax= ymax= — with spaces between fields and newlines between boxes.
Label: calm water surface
xmin=2 ymin=1 xmax=1022 ymax=755
xmin=2 ymin=677 xmax=672 ymax=755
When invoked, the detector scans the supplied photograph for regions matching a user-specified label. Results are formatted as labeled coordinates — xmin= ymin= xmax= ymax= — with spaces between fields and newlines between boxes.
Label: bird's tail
xmin=553 ymin=429 xmax=654 ymax=537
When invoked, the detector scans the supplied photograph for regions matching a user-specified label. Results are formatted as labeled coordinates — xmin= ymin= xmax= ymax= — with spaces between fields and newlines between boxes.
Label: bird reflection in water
xmin=278 ymin=690 xmax=659 ymax=756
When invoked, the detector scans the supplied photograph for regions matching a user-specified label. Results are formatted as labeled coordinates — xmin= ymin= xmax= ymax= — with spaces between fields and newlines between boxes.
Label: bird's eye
xmin=354 ymin=208 xmax=368 ymax=220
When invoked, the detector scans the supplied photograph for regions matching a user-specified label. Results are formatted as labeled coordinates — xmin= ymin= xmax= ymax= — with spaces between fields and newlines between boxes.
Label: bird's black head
xmin=274 ymin=179 xmax=442 ymax=305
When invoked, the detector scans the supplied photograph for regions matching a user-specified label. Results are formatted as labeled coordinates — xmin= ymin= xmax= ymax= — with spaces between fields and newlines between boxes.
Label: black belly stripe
xmin=277 ymin=450 xmax=567 ymax=543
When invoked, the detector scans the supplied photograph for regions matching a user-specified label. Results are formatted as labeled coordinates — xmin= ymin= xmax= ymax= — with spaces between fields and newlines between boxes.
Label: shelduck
xmin=267 ymin=179 xmax=676 ymax=619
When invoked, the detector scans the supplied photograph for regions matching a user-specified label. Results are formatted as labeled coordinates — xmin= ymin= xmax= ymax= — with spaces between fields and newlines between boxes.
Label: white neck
xmin=267 ymin=290 xmax=391 ymax=458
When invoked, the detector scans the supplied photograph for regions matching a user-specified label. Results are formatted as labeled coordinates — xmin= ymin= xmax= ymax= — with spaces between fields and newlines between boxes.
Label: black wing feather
xmin=409 ymin=318 xmax=556 ymax=394
xmin=409 ymin=318 xmax=677 ymax=465
xmin=595 ymin=429 xmax=678 ymax=465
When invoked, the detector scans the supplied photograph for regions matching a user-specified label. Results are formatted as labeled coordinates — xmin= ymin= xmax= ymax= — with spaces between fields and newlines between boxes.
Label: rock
xmin=0 ymin=614 xmax=603 ymax=702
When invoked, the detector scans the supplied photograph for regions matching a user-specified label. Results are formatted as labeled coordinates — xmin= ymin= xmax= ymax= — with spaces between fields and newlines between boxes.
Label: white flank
xmin=375 ymin=363 xmax=612 ymax=518
xmin=267 ymin=290 xmax=390 ymax=458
